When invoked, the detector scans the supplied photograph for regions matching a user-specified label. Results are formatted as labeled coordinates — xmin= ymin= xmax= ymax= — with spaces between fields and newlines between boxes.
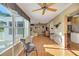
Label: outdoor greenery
xmin=0 ymin=21 xmax=6 ymax=32
xmin=0 ymin=27 xmax=4 ymax=32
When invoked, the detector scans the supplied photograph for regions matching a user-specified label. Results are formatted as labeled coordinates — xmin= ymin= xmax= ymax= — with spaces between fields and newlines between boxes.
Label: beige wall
xmin=47 ymin=3 xmax=79 ymax=48
xmin=48 ymin=3 xmax=79 ymax=33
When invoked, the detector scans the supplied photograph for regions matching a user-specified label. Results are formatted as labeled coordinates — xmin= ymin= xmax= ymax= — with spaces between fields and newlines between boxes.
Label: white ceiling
xmin=17 ymin=3 xmax=72 ymax=24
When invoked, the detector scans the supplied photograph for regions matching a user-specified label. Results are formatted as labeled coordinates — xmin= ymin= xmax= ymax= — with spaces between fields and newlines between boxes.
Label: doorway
xmin=66 ymin=12 xmax=79 ymax=51
xmin=67 ymin=16 xmax=72 ymax=48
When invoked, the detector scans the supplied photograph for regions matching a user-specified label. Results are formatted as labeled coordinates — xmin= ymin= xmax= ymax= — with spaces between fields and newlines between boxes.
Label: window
xmin=17 ymin=21 xmax=24 ymax=35
xmin=9 ymin=21 xmax=12 ymax=26
xmin=9 ymin=21 xmax=12 ymax=35
xmin=0 ymin=4 xmax=30 ymax=56
xmin=24 ymin=19 xmax=30 ymax=38
xmin=0 ymin=4 xmax=13 ymax=53
xmin=0 ymin=21 xmax=6 ymax=32
xmin=0 ymin=17 xmax=13 ymax=52
xmin=17 ymin=21 xmax=24 ymax=27
xmin=15 ymin=17 xmax=24 ymax=41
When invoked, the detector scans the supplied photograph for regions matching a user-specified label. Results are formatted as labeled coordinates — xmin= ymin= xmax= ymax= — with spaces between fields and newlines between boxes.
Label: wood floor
xmin=68 ymin=41 xmax=79 ymax=56
xmin=32 ymin=35 xmax=59 ymax=56
xmin=20 ymin=35 xmax=79 ymax=56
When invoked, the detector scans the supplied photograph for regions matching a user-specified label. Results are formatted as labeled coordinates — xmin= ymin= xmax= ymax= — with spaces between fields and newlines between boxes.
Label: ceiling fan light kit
xmin=32 ymin=3 xmax=57 ymax=15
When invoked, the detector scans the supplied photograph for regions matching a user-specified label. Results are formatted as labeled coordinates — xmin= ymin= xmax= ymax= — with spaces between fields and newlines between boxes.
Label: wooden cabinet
xmin=72 ymin=17 xmax=79 ymax=24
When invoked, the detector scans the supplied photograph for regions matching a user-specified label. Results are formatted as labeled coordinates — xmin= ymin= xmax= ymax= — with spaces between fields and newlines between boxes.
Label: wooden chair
xmin=20 ymin=39 xmax=38 ymax=56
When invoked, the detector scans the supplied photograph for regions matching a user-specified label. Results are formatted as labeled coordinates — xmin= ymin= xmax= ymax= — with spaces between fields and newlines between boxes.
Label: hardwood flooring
xmin=32 ymin=35 xmax=58 ymax=56
xmin=20 ymin=35 xmax=79 ymax=56
xmin=68 ymin=41 xmax=79 ymax=56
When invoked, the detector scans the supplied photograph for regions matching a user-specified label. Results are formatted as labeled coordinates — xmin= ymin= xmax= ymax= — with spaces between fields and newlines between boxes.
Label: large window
xmin=0 ymin=4 xmax=30 ymax=55
xmin=0 ymin=4 xmax=13 ymax=53
xmin=15 ymin=16 xmax=25 ymax=42
xmin=15 ymin=16 xmax=30 ymax=42
xmin=0 ymin=17 xmax=13 ymax=53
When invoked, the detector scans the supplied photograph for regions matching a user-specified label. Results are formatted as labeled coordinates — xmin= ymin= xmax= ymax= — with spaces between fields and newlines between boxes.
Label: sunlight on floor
xmin=43 ymin=44 xmax=77 ymax=56
xmin=44 ymin=48 xmax=75 ymax=56
xmin=43 ymin=44 xmax=56 ymax=47
xmin=43 ymin=44 xmax=60 ymax=50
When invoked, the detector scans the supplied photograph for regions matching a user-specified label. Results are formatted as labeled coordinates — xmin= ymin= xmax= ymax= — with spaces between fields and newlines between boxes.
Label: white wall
xmin=71 ymin=17 xmax=79 ymax=43
xmin=47 ymin=3 xmax=79 ymax=48
xmin=71 ymin=32 xmax=79 ymax=43
xmin=49 ymin=16 xmax=64 ymax=46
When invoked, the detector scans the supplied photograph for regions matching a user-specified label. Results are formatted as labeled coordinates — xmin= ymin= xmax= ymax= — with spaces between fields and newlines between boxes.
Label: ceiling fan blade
xmin=47 ymin=8 xmax=57 ymax=11
xmin=42 ymin=9 xmax=46 ymax=15
xmin=46 ymin=3 xmax=55 ymax=7
xmin=32 ymin=8 xmax=42 ymax=12
xmin=38 ymin=3 xmax=44 ymax=7
xmin=43 ymin=3 xmax=47 ymax=6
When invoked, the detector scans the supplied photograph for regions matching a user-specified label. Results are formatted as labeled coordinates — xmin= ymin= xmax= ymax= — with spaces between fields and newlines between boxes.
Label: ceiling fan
xmin=32 ymin=3 xmax=57 ymax=15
